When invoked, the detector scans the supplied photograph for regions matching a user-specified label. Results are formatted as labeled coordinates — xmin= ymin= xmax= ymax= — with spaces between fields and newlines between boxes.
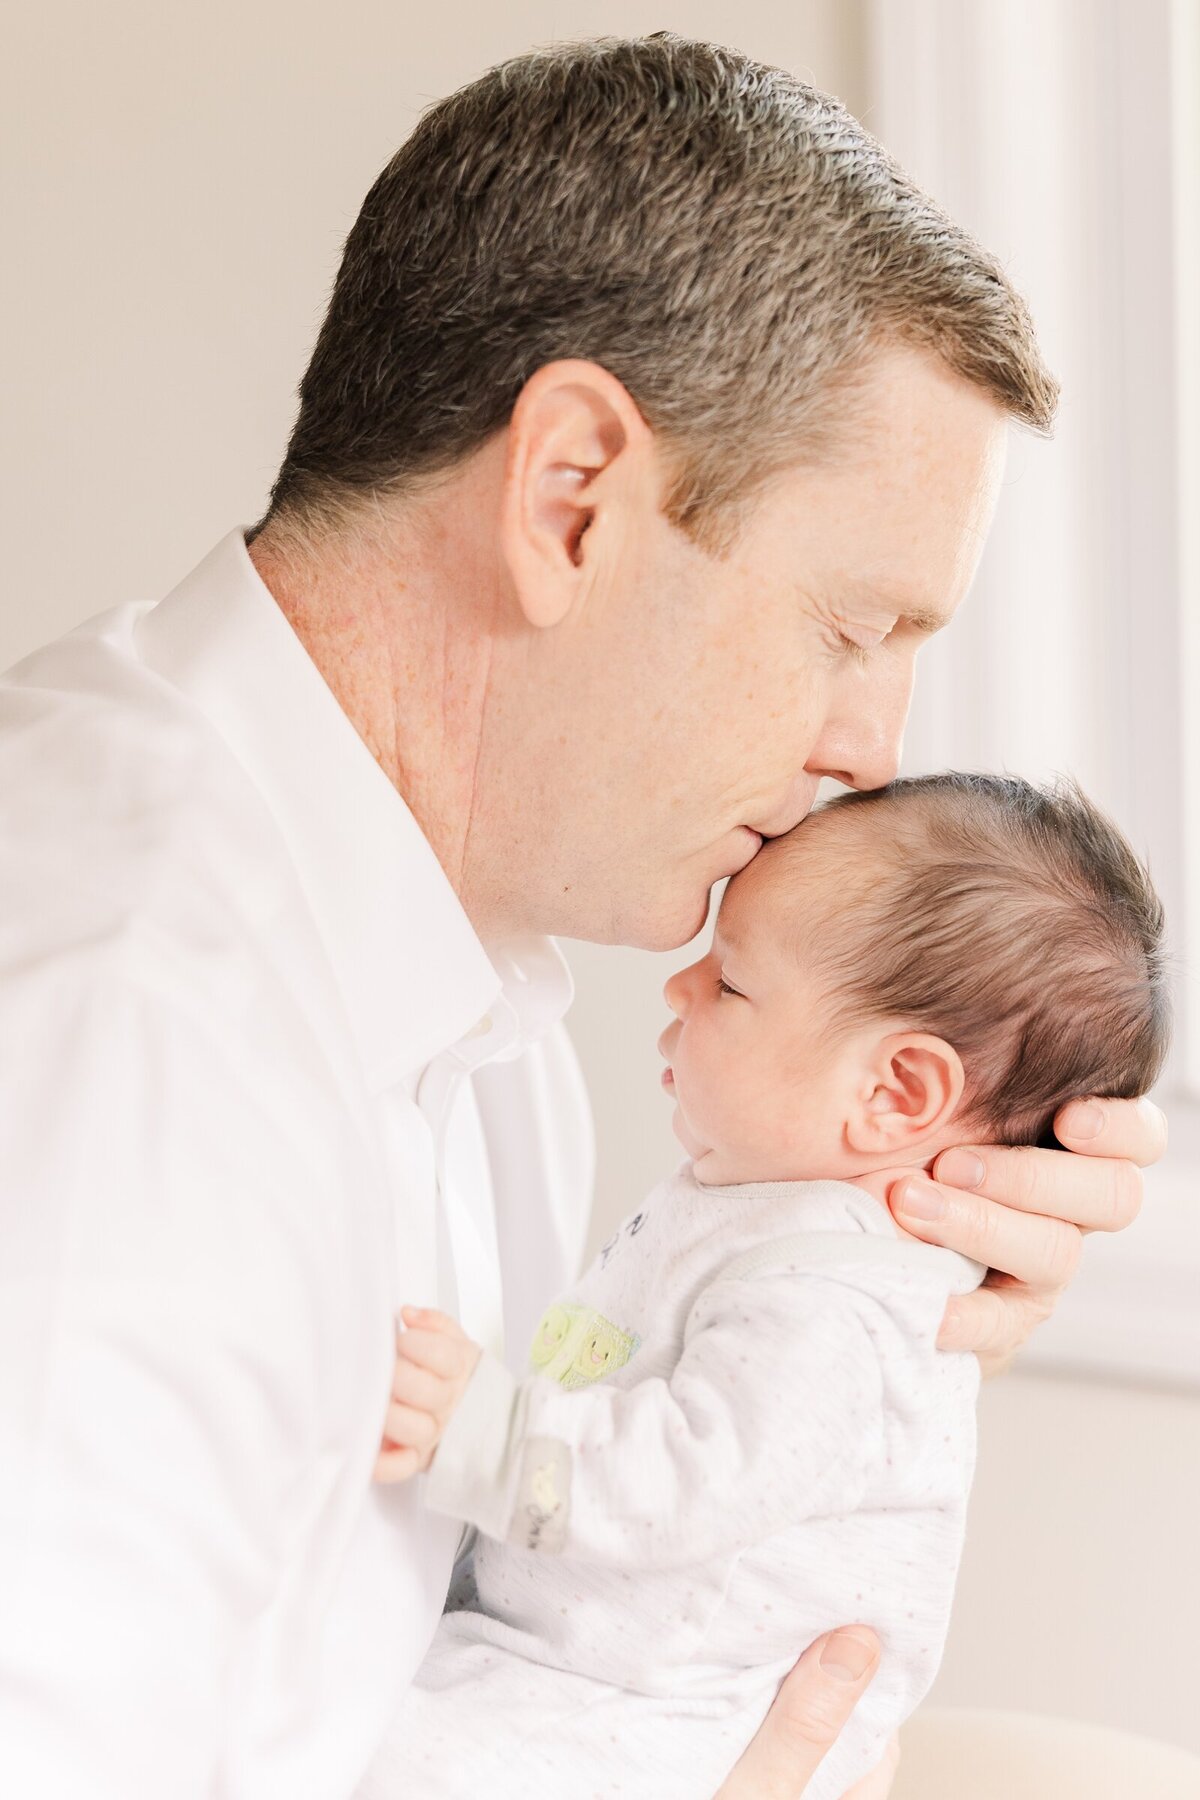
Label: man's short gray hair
xmin=263 ymin=33 xmax=1059 ymax=550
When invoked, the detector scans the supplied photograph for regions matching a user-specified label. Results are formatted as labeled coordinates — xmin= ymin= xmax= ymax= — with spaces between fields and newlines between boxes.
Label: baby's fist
xmin=374 ymin=1306 xmax=482 ymax=1484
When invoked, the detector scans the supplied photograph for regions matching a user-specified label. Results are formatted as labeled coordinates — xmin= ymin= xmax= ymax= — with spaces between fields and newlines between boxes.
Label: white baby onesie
xmin=356 ymin=1164 xmax=987 ymax=1800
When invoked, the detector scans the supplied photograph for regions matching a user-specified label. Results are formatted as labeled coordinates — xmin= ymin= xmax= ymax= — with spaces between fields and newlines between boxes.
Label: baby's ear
xmin=845 ymin=1033 xmax=966 ymax=1156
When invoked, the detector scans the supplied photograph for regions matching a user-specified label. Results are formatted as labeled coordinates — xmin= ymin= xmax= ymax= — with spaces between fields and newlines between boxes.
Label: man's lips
xmin=747 ymin=784 xmax=822 ymax=843
xmin=727 ymin=827 xmax=763 ymax=875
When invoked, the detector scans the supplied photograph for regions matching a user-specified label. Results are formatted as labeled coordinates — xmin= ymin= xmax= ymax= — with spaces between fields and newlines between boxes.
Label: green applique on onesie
xmin=528 ymin=1302 xmax=640 ymax=1389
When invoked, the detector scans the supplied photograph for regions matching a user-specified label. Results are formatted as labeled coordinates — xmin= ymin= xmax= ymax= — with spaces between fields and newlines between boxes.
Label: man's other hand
xmin=713 ymin=1628 xmax=892 ymax=1798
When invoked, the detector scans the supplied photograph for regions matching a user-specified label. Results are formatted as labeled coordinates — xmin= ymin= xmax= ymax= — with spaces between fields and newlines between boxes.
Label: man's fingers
xmin=1053 ymin=1094 xmax=1167 ymax=1167
xmin=928 ymin=1141 xmax=1144 ymax=1236
xmin=891 ymin=1173 xmax=1085 ymax=1288
xmin=713 ymin=1628 xmax=881 ymax=1799
xmin=935 ymin=1278 xmax=1050 ymax=1372
xmin=888 ymin=1098 xmax=1163 ymax=1379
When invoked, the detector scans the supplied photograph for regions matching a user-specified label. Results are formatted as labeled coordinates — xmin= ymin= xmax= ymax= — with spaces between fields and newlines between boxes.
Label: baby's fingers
xmin=374 ymin=1444 xmax=422 ymax=1484
xmin=401 ymin=1304 xmax=463 ymax=1336
xmin=383 ymin=1401 xmax=440 ymax=1454
xmin=396 ymin=1326 xmax=471 ymax=1379
xmin=391 ymin=1359 xmax=449 ymax=1413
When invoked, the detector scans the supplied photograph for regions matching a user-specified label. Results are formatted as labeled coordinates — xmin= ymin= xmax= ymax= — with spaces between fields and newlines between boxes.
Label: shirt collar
xmin=133 ymin=529 xmax=572 ymax=1092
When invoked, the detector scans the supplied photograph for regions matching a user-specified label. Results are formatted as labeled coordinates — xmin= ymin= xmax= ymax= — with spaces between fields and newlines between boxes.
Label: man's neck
xmin=246 ymin=513 xmax=498 ymax=925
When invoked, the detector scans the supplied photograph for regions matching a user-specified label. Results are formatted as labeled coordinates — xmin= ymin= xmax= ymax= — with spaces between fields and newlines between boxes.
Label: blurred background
xmin=4 ymin=0 xmax=1197 ymax=1756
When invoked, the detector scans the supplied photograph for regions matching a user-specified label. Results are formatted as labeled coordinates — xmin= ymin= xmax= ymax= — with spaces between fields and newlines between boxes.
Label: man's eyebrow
xmin=842 ymin=579 xmax=951 ymax=637
xmin=901 ymin=605 xmax=951 ymax=637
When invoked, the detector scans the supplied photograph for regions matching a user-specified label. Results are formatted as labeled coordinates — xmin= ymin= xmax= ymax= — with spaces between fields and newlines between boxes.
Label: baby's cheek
xmin=707 ymin=1064 xmax=774 ymax=1150
xmin=747 ymin=1077 xmax=812 ymax=1155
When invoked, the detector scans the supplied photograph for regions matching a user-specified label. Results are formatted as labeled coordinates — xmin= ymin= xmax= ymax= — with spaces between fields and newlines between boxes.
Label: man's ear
xmin=498 ymin=359 xmax=650 ymax=629
xmin=845 ymin=1033 xmax=966 ymax=1156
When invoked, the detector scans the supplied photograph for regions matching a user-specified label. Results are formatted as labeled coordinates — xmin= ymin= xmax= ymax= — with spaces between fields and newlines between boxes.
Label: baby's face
xmin=658 ymin=832 xmax=867 ymax=1186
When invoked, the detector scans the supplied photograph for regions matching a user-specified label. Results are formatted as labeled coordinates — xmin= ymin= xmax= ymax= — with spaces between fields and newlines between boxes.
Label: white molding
xmin=1171 ymin=0 xmax=1200 ymax=1099
xmin=866 ymin=1 xmax=1200 ymax=1387
xmin=1018 ymin=1144 xmax=1200 ymax=1391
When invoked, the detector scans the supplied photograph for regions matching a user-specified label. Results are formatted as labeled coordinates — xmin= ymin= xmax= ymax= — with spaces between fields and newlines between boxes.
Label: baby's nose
xmin=663 ymin=970 xmax=687 ymax=1017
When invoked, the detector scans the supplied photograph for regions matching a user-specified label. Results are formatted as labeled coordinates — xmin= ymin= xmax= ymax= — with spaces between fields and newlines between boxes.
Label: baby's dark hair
xmin=810 ymin=772 xmax=1171 ymax=1147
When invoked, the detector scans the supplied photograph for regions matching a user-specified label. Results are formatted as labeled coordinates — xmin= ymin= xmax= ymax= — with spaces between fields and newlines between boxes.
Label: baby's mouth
xmin=661 ymin=1066 xmax=675 ymax=1090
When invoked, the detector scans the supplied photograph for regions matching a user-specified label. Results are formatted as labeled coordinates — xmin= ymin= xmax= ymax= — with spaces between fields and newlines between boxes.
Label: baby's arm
xmin=377 ymin=1274 xmax=900 ymax=1568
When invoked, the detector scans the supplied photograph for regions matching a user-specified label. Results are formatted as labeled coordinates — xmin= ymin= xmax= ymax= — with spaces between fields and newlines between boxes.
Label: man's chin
xmin=614 ymin=890 xmax=714 ymax=955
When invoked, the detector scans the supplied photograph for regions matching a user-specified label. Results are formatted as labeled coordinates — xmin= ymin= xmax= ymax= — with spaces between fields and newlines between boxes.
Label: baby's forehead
xmin=720 ymin=808 xmax=884 ymax=939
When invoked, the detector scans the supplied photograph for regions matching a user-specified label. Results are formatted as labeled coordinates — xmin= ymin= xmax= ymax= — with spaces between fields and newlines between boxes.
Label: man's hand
xmin=714 ymin=1628 xmax=893 ymax=1798
xmin=888 ymin=1095 xmax=1168 ymax=1376
xmin=374 ymin=1306 xmax=481 ymax=1482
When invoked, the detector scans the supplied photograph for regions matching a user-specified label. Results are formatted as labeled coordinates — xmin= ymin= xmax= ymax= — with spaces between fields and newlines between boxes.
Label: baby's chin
xmin=690 ymin=1137 xmax=839 ymax=1188
xmin=670 ymin=1107 xmax=722 ymax=1171
xmin=688 ymin=1145 xmax=749 ymax=1187
xmin=672 ymin=1107 xmax=773 ymax=1186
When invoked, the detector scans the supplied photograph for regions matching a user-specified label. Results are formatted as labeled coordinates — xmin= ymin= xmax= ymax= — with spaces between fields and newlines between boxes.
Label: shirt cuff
xmin=423 ymin=1349 xmax=524 ymax=1542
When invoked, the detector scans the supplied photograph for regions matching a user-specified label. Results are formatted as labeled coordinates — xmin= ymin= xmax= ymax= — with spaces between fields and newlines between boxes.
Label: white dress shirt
xmin=0 ymin=530 xmax=594 ymax=1800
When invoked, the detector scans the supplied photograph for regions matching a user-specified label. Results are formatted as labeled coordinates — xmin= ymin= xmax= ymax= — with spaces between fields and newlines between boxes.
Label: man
xmin=0 ymin=34 xmax=1164 ymax=1800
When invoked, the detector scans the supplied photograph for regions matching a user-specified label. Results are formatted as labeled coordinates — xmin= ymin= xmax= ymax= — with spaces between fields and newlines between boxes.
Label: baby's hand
xmin=374 ymin=1305 xmax=482 ymax=1484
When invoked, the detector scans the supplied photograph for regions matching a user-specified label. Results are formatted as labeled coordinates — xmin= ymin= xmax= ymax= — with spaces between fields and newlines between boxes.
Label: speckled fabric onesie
xmin=355 ymin=1163 xmax=986 ymax=1800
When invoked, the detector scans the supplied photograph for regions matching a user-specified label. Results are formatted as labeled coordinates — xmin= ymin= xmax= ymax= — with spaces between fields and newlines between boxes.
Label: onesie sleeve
xmin=424 ymin=1271 xmax=890 ymax=1568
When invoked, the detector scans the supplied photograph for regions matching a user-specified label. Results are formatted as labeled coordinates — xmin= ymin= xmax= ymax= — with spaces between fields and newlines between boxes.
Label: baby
xmin=357 ymin=772 xmax=1169 ymax=1800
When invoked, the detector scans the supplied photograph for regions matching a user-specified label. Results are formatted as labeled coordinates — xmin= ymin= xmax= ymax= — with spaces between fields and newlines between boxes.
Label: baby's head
xmin=659 ymin=772 xmax=1170 ymax=1187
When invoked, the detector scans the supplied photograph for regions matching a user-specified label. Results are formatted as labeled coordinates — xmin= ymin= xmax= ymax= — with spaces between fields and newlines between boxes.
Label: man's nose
xmin=808 ymin=661 xmax=913 ymax=792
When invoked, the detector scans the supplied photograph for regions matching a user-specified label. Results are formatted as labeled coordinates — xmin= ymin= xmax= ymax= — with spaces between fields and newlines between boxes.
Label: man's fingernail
xmin=1064 ymin=1101 xmax=1104 ymax=1140
xmin=820 ymin=1630 xmax=876 ymax=1681
xmin=894 ymin=1178 xmax=945 ymax=1220
xmin=938 ymin=1149 xmax=985 ymax=1191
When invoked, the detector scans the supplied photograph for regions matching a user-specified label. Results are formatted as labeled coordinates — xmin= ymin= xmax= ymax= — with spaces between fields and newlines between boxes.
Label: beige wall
xmin=5 ymin=0 xmax=1195 ymax=1760
xmin=933 ymin=1369 xmax=1200 ymax=1751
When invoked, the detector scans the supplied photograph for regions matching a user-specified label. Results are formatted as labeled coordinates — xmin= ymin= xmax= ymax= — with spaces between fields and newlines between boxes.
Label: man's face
xmin=485 ymin=344 xmax=1008 ymax=948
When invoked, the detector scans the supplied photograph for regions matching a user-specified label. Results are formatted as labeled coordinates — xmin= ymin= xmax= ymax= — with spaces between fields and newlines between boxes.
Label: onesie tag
xmin=513 ymin=1436 xmax=572 ymax=1554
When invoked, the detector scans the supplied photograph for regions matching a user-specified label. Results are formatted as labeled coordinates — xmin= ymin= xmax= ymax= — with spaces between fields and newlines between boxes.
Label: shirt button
xmin=465 ymin=1012 xmax=493 ymax=1040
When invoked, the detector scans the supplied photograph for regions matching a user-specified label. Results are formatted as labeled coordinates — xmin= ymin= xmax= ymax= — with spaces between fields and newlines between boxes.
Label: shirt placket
xmin=415 ymin=997 xmax=520 ymax=1360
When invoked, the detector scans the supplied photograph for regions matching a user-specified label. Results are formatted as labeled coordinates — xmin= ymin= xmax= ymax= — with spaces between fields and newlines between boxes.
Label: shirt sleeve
xmin=424 ymin=1268 xmax=889 ymax=1569
xmin=0 ymin=956 xmax=337 ymax=1799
